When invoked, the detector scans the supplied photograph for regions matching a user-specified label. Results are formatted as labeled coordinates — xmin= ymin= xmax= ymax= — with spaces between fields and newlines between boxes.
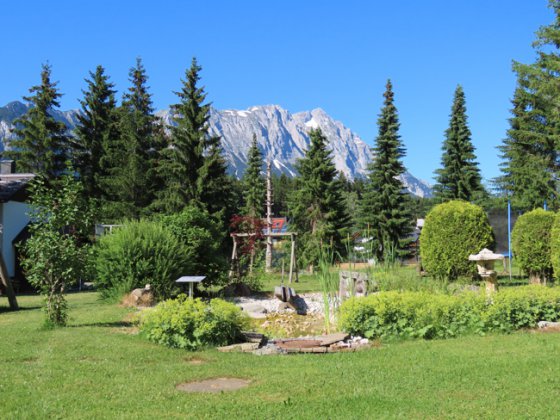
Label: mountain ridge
xmin=0 ymin=101 xmax=432 ymax=197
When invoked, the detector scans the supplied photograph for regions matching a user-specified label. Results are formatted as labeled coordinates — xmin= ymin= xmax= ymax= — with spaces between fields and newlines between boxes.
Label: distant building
xmin=0 ymin=160 xmax=34 ymax=290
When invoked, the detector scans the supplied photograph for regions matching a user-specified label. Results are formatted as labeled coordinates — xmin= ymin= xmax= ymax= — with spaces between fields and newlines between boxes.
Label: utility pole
xmin=265 ymin=160 xmax=273 ymax=272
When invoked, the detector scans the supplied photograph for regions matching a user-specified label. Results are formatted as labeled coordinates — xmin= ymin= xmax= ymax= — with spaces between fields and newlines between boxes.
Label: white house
xmin=0 ymin=160 xmax=34 ymax=283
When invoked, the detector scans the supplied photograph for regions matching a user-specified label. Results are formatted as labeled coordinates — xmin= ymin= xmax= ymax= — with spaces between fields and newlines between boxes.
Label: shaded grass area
xmin=2 ymin=293 xmax=560 ymax=418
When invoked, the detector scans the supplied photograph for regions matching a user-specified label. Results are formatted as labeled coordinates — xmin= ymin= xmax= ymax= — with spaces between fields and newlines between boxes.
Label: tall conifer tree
xmin=290 ymin=128 xmax=350 ymax=267
xmin=110 ymin=58 xmax=157 ymax=219
xmin=6 ymin=64 xmax=69 ymax=181
xmin=242 ymin=134 xmax=265 ymax=218
xmin=158 ymin=57 xmax=231 ymax=217
xmin=434 ymin=85 xmax=484 ymax=202
xmin=359 ymin=80 xmax=412 ymax=261
xmin=498 ymin=1 xmax=560 ymax=210
xmin=74 ymin=65 xmax=119 ymax=210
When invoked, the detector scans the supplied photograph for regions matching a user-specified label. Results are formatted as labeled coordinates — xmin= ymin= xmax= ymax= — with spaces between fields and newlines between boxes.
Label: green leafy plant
xmin=317 ymin=245 xmax=339 ymax=333
xmin=22 ymin=173 xmax=91 ymax=327
xmin=139 ymin=296 xmax=248 ymax=350
xmin=339 ymin=286 xmax=560 ymax=340
xmin=512 ymin=208 xmax=555 ymax=284
xmin=420 ymin=200 xmax=494 ymax=280
xmin=94 ymin=219 xmax=190 ymax=301
xmin=160 ymin=206 xmax=228 ymax=287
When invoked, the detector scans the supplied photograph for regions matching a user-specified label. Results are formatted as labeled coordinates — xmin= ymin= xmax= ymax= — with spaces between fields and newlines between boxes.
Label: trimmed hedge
xmin=139 ymin=296 xmax=248 ymax=350
xmin=339 ymin=286 xmax=560 ymax=339
xmin=420 ymin=200 xmax=494 ymax=280
xmin=512 ymin=209 xmax=555 ymax=284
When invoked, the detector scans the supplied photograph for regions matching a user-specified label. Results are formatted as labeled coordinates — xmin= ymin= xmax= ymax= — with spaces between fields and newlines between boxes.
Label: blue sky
xmin=1 ymin=1 xmax=553 ymax=185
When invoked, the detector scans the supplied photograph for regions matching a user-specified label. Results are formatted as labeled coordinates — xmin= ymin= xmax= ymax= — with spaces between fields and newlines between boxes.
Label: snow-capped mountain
xmin=0 ymin=101 xmax=432 ymax=197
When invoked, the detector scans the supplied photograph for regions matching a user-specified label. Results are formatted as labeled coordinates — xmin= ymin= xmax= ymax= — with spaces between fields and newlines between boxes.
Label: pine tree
xmin=498 ymin=0 xmax=560 ymax=210
xmin=359 ymin=80 xmax=412 ymax=261
xmin=197 ymin=136 xmax=233 ymax=219
xmin=109 ymin=58 xmax=157 ymax=219
xmin=6 ymin=64 xmax=69 ymax=180
xmin=158 ymin=57 xmax=231 ymax=217
xmin=434 ymin=85 xmax=484 ymax=202
xmin=289 ymin=128 xmax=350 ymax=267
xmin=242 ymin=134 xmax=265 ymax=217
xmin=497 ymin=86 xmax=554 ymax=210
xmin=74 ymin=65 xmax=119 ymax=211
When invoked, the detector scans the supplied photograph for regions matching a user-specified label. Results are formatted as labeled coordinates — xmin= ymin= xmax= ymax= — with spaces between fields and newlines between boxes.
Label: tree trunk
xmin=0 ymin=253 xmax=18 ymax=310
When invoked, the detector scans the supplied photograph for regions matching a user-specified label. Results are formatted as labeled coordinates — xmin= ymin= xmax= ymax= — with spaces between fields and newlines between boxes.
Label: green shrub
xmin=512 ymin=209 xmax=555 ymax=284
xmin=483 ymin=286 xmax=560 ymax=332
xmin=139 ymin=296 xmax=248 ymax=350
xmin=159 ymin=206 xmax=227 ymax=287
xmin=339 ymin=291 xmax=486 ymax=339
xmin=549 ymin=212 xmax=560 ymax=281
xmin=339 ymin=286 xmax=560 ymax=340
xmin=94 ymin=219 xmax=190 ymax=301
xmin=420 ymin=200 xmax=494 ymax=280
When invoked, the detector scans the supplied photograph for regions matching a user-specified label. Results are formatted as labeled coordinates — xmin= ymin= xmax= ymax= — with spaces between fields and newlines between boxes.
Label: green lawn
xmin=2 ymin=292 xmax=560 ymax=419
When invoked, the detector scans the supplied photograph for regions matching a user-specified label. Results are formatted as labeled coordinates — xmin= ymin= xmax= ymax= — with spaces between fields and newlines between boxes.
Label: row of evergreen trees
xmin=6 ymin=58 xmax=234 ymax=226
xmin=6 ymin=56 xmax=489 ymax=265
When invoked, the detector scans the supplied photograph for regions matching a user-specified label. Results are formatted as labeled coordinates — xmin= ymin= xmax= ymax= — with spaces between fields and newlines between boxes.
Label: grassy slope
xmin=2 ymin=293 xmax=560 ymax=419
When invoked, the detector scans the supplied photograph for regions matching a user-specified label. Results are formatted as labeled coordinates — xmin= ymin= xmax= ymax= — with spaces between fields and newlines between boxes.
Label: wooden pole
xmin=294 ymin=235 xmax=299 ymax=283
xmin=289 ymin=233 xmax=295 ymax=284
xmin=229 ymin=236 xmax=238 ymax=279
xmin=265 ymin=161 xmax=273 ymax=271
xmin=265 ymin=160 xmax=273 ymax=272
xmin=0 ymin=253 xmax=18 ymax=310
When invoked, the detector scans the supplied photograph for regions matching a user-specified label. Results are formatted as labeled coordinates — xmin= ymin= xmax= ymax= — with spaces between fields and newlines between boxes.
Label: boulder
xmin=121 ymin=285 xmax=154 ymax=307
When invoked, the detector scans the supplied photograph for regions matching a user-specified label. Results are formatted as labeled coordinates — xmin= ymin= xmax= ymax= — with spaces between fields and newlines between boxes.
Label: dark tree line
xmin=7 ymin=58 xmax=233 ymax=227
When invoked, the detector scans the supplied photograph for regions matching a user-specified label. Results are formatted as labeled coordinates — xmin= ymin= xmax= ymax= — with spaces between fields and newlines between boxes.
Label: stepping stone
xmin=319 ymin=332 xmax=350 ymax=346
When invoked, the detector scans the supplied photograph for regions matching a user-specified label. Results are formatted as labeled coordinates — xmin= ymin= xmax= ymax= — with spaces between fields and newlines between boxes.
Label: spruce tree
xmin=74 ymin=65 xmax=119 ymax=211
xmin=158 ymin=57 xmax=231 ymax=217
xmin=6 ymin=64 xmax=69 ymax=180
xmin=434 ymin=85 xmax=484 ymax=202
xmin=290 ymin=128 xmax=350 ymax=267
xmin=498 ymin=86 xmax=554 ymax=210
xmin=498 ymin=0 xmax=560 ymax=210
xmin=109 ymin=58 xmax=157 ymax=219
xmin=197 ymin=136 xmax=233 ymax=219
xmin=359 ymin=80 xmax=412 ymax=261
xmin=242 ymin=134 xmax=265 ymax=218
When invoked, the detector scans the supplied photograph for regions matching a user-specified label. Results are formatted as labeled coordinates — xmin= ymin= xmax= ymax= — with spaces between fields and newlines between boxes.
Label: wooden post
xmin=294 ymin=235 xmax=299 ymax=283
xmin=265 ymin=160 xmax=273 ymax=272
xmin=0 ymin=253 xmax=18 ymax=310
xmin=229 ymin=236 xmax=238 ymax=279
xmin=289 ymin=233 xmax=295 ymax=284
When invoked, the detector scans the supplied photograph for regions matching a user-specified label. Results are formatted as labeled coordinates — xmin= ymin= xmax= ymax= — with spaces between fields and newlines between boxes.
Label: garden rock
xmin=176 ymin=377 xmax=251 ymax=393
xmin=538 ymin=321 xmax=560 ymax=329
xmin=218 ymin=342 xmax=260 ymax=353
xmin=238 ymin=302 xmax=268 ymax=318
xmin=121 ymin=284 xmax=154 ymax=307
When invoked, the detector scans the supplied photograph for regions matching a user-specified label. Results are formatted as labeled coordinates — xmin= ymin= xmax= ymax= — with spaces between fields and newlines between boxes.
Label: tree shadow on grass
xmin=67 ymin=321 xmax=134 ymax=328
xmin=0 ymin=305 xmax=42 ymax=314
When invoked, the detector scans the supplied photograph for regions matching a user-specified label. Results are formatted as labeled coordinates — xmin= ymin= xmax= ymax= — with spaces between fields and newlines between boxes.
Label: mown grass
xmin=2 ymin=292 xmax=560 ymax=418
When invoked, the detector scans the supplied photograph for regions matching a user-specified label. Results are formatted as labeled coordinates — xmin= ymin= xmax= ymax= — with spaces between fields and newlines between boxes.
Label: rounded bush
xmin=512 ymin=209 xmax=555 ymax=284
xmin=139 ymin=296 xmax=248 ymax=350
xmin=94 ymin=219 xmax=191 ymax=301
xmin=419 ymin=200 xmax=494 ymax=280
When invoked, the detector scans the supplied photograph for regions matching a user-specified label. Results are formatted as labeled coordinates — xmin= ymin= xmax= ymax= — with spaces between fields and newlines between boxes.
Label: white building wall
xmin=1 ymin=201 xmax=30 ymax=277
